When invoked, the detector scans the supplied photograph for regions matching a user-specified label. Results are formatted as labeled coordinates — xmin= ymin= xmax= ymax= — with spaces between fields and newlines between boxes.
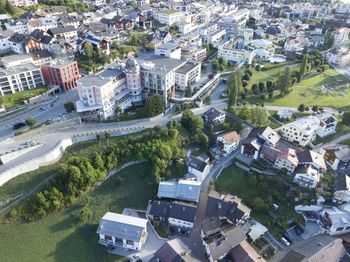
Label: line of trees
xmin=8 ymin=126 xmax=183 ymax=221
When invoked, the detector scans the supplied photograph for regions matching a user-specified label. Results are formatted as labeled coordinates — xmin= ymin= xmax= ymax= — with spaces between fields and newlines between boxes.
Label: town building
xmin=218 ymin=8 xmax=250 ymax=34
xmin=96 ymin=212 xmax=148 ymax=251
xmin=218 ymin=38 xmax=254 ymax=65
xmin=334 ymin=174 xmax=350 ymax=203
xmin=0 ymin=62 xmax=44 ymax=96
xmin=204 ymin=29 xmax=226 ymax=46
xmin=9 ymin=0 xmax=37 ymax=6
xmin=279 ymin=116 xmax=320 ymax=147
xmin=157 ymin=179 xmax=201 ymax=203
xmin=334 ymin=27 xmax=350 ymax=45
xmin=320 ymin=144 xmax=350 ymax=171
xmin=241 ymin=126 xmax=280 ymax=159
xmin=153 ymin=239 xmax=199 ymax=262
xmin=156 ymin=10 xmax=185 ymax=26
xmin=316 ymin=113 xmax=338 ymax=138
xmin=280 ymin=235 xmax=346 ymax=262
xmin=147 ymin=200 xmax=197 ymax=229
xmin=202 ymin=108 xmax=226 ymax=126
xmin=321 ymin=203 xmax=350 ymax=235
xmin=174 ymin=61 xmax=201 ymax=90
xmin=274 ymin=148 xmax=299 ymax=174
xmin=181 ymin=45 xmax=207 ymax=63
xmin=47 ymin=26 xmax=78 ymax=41
xmin=326 ymin=47 xmax=350 ymax=66
xmin=187 ymin=154 xmax=211 ymax=182
xmin=216 ymin=131 xmax=240 ymax=156
xmin=41 ymin=59 xmax=80 ymax=92
xmin=154 ymin=42 xmax=182 ymax=60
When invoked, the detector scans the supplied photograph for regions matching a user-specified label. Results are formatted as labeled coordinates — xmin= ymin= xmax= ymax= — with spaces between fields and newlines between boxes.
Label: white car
xmin=280 ymin=237 xmax=290 ymax=246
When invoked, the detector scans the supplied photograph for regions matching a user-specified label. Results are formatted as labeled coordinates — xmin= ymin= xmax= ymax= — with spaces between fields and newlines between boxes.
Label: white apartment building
xmin=175 ymin=62 xmax=201 ymax=90
xmin=156 ymin=10 xmax=185 ymax=25
xmin=198 ymin=23 xmax=218 ymax=37
xmin=316 ymin=113 xmax=338 ymax=138
xmin=178 ymin=22 xmax=197 ymax=35
xmin=27 ymin=17 xmax=58 ymax=33
xmin=218 ymin=39 xmax=254 ymax=64
xmin=279 ymin=116 xmax=321 ymax=147
xmin=218 ymin=8 xmax=250 ymax=34
xmin=5 ymin=21 xmax=28 ymax=34
xmin=188 ymin=155 xmax=211 ymax=182
xmin=97 ymin=212 xmax=148 ymax=251
xmin=204 ymin=29 xmax=226 ymax=46
xmin=248 ymin=39 xmax=275 ymax=61
xmin=139 ymin=56 xmax=186 ymax=107
xmin=0 ymin=29 xmax=14 ymax=52
xmin=216 ymin=131 xmax=240 ymax=156
xmin=0 ymin=62 xmax=44 ymax=96
xmin=154 ymin=42 xmax=182 ymax=60
xmin=326 ymin=47 xmax=350 ymax=66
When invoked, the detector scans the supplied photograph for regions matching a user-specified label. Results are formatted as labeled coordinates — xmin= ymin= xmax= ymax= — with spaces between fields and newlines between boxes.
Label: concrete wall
xmin=0 ymin=144 xmax=43 ymax=164
xmin=0 ymin=139 xmax=72 ymax=186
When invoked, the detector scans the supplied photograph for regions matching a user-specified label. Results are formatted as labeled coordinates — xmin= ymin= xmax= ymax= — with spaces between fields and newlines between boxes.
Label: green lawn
xmin=0 ymin=87 xmax=47 ymax=108
xmin=244 ymin=69 xmax=350 ymax=108
xmin=0 ymin=162 xmax=156 ymax=262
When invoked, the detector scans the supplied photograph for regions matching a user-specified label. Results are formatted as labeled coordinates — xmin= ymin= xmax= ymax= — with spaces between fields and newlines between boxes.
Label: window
xmin=126 ymin=240 xmax=134 ymax=245
xmin=105 ymin=235 xmax=113 ymax=241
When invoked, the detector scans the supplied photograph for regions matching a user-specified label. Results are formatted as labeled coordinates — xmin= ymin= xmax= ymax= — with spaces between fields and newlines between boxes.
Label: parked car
xmin=13 ymin=122 xmax=26 ymax=130
xmin=280 ymin=237 xmax=290 ymax=246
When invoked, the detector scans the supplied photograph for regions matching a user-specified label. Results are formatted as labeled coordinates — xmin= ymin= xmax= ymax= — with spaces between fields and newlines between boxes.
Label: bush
xmin=64 ymin=101 xmax=75 ymax=113
xmin=243 ymin=73 xmax=250 ymax=81
xmin=241 ymin=92 xmax=246 ymax=99
xmin=298 ymin=104 xmax=305 ymax=112
xmin=258 ymin=82 xmax=265 ymax=92
xmin=242 ymin=80 xmax=248 ymax=87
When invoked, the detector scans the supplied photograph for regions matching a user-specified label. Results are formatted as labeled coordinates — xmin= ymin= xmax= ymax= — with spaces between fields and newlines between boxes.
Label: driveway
xmin=301 ymin=221 xmax=323 ymax=240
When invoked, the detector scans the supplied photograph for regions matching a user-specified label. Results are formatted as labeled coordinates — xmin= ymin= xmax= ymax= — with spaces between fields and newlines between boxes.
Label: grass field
xmin=244 ymin=69 xmax=350 ymax=108
xmin=0 ymin=87 xmax=47 ymax=109
xmin=0 ymin=162 xmax=156 ymax=262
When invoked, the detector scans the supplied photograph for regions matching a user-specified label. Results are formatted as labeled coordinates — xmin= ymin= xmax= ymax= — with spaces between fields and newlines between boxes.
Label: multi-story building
xmin=216 ymin=131 xmax=240 ymax=156
xmin=274 ymin=148 xmax=299 ymax=174
xmin=181 ymin=45 xmax=207 ymax=63
xmin=218 ymin=8 xmax=250 ymax=34
xmin=204 ymin=29 xmax=226 ymax=46
xmin=334 ymin=27 xmax=350 ymax=45
xmin=139 ymin=55 xmax=185 ymax=107
xmin=156 ymin=10 xmax=185 ymax=25
xmin=320 ymin=145 xmax=350 ymax=171
xmin=41 ymin=59 xmax=80 ymax=92
xmin=326 ymin=47 xmax=350 ymax=66
xmin=218 ymin=38 xmax=254 ymax=64
xmin=154 ymin=42 xmax=182 ymax=60
xmin=316 ymin=113 xmax=338 ymax=138
xmin=0 ymin=29 xmax=14 ymax=53
xmin=47 ymin=26 xmax=78 ymax=41
xmin=175 ymin=62 xmax=201 ymax=90
xmin=0 ymin=62 xmax=44 ymax=96
xmin=279 ymin=116 xmax=320 ymax=147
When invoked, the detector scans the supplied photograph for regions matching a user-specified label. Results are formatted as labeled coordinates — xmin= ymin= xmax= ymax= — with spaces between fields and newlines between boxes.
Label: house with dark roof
xmin=152 ymin=238 xmax=199 ymax=262
xmin=47 ymin=26 xmax=77 ymax=40
xmin=147 ymin=200 xmax=197 ymax=229
xmin=240 ymin=126 xmax=280 ymax=160
xmin=202 ymin=221 xmax=247 ymax=262
xmin=280 ymin=234 xmax=346 ymax=262
xmin=320 ymin=144 xmax=350 ymax=171
xmin=187 ymin=154 xmax=211 ymax=182
xmin=334 ymin=174 xmax=350 ymax=203
xmin=202 ymin=107 xmax=226 ymax=126
xmin=230 ymin=240 xmax=266 ymax=262
xmin=8 ymin=33 xmax=27 ymax=54
xmin=157 ymin=179 xmax=201 ymax=203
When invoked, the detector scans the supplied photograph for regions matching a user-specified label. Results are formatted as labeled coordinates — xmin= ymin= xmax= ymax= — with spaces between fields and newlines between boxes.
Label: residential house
xmin=10 ymin=0 xmax=37 ymax=7
xmin=187 ymin=154 xmax=211 ymax=182
xmin=204 ymin=29 xmax=226 ymax=46
xmin=5 ymin=20 xmax=28 ymax=34
xmin=275 ymin=148 xmax=299 ymax=174
xmin=202 ymin=108 xmax=226 ymax=126
xmin=333 ymin=174 xmax=350 ymax=203
xmin=230 ymin=240 xmax=266 ymax=262
xmin=153 ymin=238 xmax=199 ymax=262
xmin=279 ymin=116 xmax=320 ymax=147
xmin=147 ymin=200 xmax=197 ymax=229
xmin=174 ymin=61 xmax=201 ymax=90
xmin=320 ymin=144 xmax=350 ymax=171
xmin=0 ymin=28 xmax=14 ymax=53
xmin=277 ymin=109 xmax=293 ymax=120
xmin=96 ymin=212 xmax=148 ymax=251
xmin=218 ymin=38 xmax=254 ymax=65
xmin=47 ymin=26 xmax=78 ymax=41
xmin=334 ymin=27 xmax=350 ymax=45
xmin=248 ymin=39 xmax=275 ymax=61
xmin=146 ymin=30 xmax=172 ymax=49
xmin=156 ymin=10 xmax=185 ymax=26
xmin=29 ymin=50 xmax=53 ymax=66
xmin=294 ymin=150 xmax=327 ymax=188
xmin=218 ymin=8 xmax=250 ymax=34
xmin=321 ymin=202 xmax=350 ymax=235
xmin=84 ymin=34 xmax=110 ymax=55
xmin=8 ymin=33 xmax=26 ymax=54
xmin=157 ymin=179 xmax=201 ymax=203
xmin=202 ymin=222 xmax=247 ymax=262
xmin=326 ymin=47 xmax=350 ymax=66
xmin=41 ymin=59 xmax=81 ymax=91
xmin=216 ymin=131 xmax=240 ymax=156
xmin=241 ymin=126 xmax=280 ymax=160
xmin=280 ymin=235 xmax=346 ymax=262
xmin=316 ymin=113 xmax=338 ymax=138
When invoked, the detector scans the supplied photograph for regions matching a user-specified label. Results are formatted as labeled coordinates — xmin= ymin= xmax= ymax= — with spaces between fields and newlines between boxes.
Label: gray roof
xmin=324 ymin=145 xmax=350 ymax=162
xmin=149 ymin=200 xmax=197 ymax=223
xmin=96 ymin=212 xmax=147 ymax=242
xmin=188 ymin=155 xmax=208 ymax=172
xmin=77 ymin=75 xmax=111 ymax=87
xmin=280 ymin=235 xmax=346 ymax=262
xmin=175 ymin=62 xmax=198 ymax=75
xmin=157 ymin=179 xmax=201 ymax=202
xmin=204 ymin=225 xmax=246 ymax=262
xmin=334 ymin=174 xmax=350 ymax=191
xmin=230 ymin=244 xmax=254 ymax=262
xmin=48 ymin=25 xmax=76 ymax=35
xmin=0 ymin=63 xmax=40 ymax=77
xmin=138 ymin=55 xmax=185 ymax=74
xmin=153 ymin=239 xmax=198 ymax=262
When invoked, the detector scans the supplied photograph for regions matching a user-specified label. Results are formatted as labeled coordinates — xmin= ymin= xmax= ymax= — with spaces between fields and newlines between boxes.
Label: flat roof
xmin=102 ymin=212 xmax=148 ymax=228
xmin=138 ymin=55 xmax=185 ymax=74
xmin=77 ymin=75 xmax=111 ymax=87
xmin=175 ymin=61 xmax=199 ymax=74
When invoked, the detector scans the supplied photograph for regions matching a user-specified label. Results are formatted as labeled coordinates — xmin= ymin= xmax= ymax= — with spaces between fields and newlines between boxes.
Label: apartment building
xmin=156 ymin=10 xmax=184 ymax=25
xmin=279 ymin=116 xmax=320 ymax=147
xmin=218 ymin=39 xmax=254 ymax=64
xmin=41 ymin=59 xmax=80 ymax=92
xmin=175 ymin=62 xmax=201 ymax=90
xmin=0 ymin=63 xmax=44 ymax=96
xmin=218 ymin=8 xmax=250 ymax=34
xmin=154 ymin=42 xmax=182 ymax=60
xmin=10 ymin=0 xmax=37 ymax=6
xmin=181 ymin=45 xmax=207 ymax=63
